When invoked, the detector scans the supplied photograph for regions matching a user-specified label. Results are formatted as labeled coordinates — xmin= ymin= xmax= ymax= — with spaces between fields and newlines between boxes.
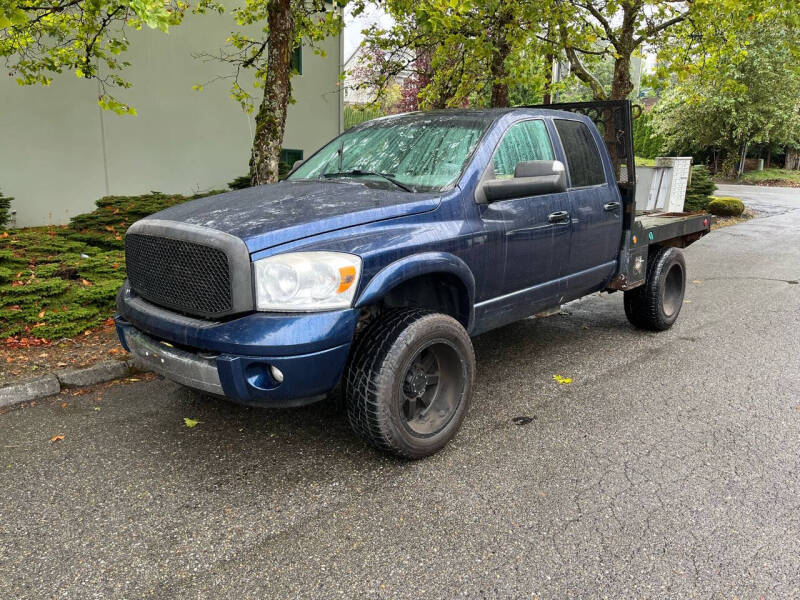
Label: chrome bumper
xmin=122 ymin=327 xmax=223 ymax=395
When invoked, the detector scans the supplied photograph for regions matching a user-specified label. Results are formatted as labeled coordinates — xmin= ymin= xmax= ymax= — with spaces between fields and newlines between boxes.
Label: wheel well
xmin=379 ymin=273 xmax=471 ymax=328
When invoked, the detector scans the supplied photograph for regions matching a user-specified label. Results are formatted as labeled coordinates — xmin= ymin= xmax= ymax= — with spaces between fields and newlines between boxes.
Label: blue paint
xmin=117 ymin=108 xmax=622 ymax=406
xmin=117 ymin=283 xmax=358 ymax=357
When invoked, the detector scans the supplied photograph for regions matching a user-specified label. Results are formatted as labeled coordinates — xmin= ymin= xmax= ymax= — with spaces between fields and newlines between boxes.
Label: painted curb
xmin=0 ymin=359 xmax=138 ymax=410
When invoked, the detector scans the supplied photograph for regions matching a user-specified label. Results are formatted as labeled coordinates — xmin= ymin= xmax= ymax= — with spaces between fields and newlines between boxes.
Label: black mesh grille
xmin=125 ymin=233 xmax=233 ymax=317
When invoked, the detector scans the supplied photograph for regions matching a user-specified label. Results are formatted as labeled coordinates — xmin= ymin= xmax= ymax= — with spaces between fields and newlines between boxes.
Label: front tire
xmin=624 ymin=246 xmax=687 ymax=331
xmin=345 ymin=309 xmax=475 ymax=459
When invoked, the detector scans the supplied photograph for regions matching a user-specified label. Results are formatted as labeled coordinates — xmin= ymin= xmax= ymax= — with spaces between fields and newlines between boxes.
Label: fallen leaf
xmin=60 ymin=402 xmax=68 ymax=408
xmin=553 ymin=374 xmax=572 ymax=385
xmin=692 ymin=280 xmax=702 ymax=284
xmin=1 ymin=232 xmax=7 ymax=238
xmin=685 ymin=300 xmax=692 ymax=304
xmin=184 ymin=417 xmax=201 ymax=428
xmin=38 ymin=310 xmax=46 ymax=318
xmin=80 ymin=279 xmax=92 ymax=287
xmin=50 ymin=435 xmax=65 ymax=442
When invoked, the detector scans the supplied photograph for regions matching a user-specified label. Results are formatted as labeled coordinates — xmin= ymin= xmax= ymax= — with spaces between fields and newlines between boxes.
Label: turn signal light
xmin=337 ymin=266 xmax=357 ymax=294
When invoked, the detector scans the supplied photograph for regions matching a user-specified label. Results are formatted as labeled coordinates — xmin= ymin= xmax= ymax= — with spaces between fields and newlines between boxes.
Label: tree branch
xmin=575 ymin=0 xmax=619 ymax=50
xmin=560 ymin=25 xmax=607 ymax=100
xmin=634 ymin=9 xmax=691 ymax=46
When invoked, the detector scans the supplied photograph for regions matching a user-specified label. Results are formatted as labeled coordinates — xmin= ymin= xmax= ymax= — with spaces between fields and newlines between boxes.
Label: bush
xmin=632 ymin=110 xmax=666 ymax=160
xmin=707 ymin=196 xmax=745 ymax=217
xmin=683 ymin=165 xmax=717 ymax=212
xmin=228 ymin=175 xmax=252 ymax=190
xmin=0 ymin=226 xmax=126 ymax=339
xmin=0 ymin=189 xmax=13 ymax=229
xmin=68 ymin=190 xmax=223 ymax=249
xmin=3 ymin=188 xmax=238 ymax=340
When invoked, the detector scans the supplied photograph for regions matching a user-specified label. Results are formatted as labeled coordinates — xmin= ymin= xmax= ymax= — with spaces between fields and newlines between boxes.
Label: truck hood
xmin=145 ymin=180 xmax=441 ymax=253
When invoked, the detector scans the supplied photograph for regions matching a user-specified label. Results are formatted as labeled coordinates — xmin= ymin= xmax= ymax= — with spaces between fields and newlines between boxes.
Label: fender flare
xmin=355 ymin=252 xmax=476 ymax=331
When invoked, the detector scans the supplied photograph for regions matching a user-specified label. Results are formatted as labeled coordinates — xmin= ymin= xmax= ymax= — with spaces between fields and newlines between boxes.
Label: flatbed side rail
xmin=634 ymin=212 xmax=711 ymax=247
xmin=607 ymin=212 xmax=711 ymax=291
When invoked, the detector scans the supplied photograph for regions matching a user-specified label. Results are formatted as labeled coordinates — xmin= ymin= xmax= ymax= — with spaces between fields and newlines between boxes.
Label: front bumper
xmin=115 ymin=283 xmax=358 ymax=406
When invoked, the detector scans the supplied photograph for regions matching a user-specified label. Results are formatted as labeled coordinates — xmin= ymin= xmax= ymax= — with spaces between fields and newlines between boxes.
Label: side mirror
xmin=479 ymin=160 xmax=567 ymax=203
xmin=291 ymin=159 xmax=305 ymax=170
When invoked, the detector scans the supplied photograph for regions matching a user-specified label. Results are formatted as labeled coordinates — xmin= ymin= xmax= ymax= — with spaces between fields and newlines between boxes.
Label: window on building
xmin=492 ymin=120 xmax=554 ymax=179
xmin=554 ymin=119 xmax=606 ymax=188
xmin=279 ymin=148 xmax=304 ymax=179
xmin=290 ymin=46 xmax=302 ymax=75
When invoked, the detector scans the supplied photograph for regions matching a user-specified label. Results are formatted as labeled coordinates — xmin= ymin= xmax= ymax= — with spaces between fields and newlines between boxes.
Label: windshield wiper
xmin=323 ymin=170 xmax=414 ymax=192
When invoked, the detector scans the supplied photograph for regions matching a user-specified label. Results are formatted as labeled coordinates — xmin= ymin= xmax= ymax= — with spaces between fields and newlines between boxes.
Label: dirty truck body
xmin=116 ymin=100 xmax=710 ymax=458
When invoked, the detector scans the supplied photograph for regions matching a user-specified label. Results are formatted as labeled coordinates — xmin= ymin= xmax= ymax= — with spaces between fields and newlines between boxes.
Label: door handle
xmin=548 ymin=211 xmax=570 ymax=224
xmin=604 ymin=202 xmax=621 ymax=212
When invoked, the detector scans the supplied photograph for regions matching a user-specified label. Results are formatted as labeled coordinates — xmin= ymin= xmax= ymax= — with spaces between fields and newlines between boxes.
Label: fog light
xmin=270 ymin=365 xmax=284 ymax=384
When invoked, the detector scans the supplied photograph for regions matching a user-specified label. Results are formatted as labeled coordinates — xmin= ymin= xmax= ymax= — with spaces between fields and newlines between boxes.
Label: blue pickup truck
xmin=115 ymin=100 xmax=709 ymax=458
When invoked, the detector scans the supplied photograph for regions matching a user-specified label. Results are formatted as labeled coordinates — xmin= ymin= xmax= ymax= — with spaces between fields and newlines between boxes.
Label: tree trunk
xmin=738 ymin=141 xmax=748 ymax=177
xmin=488 ymin=8 xmax=512 ymax=108
xmin=542 ymin=51 xmax=554 ymax=104
xmin=250 ymin=0 xmax=294 ymax=185
xmin=765 ymin=146 xmax=771 ymax=169
xmin=610 ymin=54 xmax=634 ymax=100
xmin=786 ymin=148 xmax=800 ymax=170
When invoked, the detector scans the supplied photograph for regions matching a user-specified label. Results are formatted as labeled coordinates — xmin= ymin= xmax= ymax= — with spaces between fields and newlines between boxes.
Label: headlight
xmin=253 ymin=252 xmax=362 ymax=311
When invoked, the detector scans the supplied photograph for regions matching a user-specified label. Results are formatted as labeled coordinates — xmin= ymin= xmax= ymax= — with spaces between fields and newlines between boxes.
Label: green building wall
xmin=0 ymin=11 xmax=343 ymax=227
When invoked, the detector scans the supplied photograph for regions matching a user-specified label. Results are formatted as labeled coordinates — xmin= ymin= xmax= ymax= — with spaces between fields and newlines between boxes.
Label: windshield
xmin=288 ymin=114 xmax=490 ymax=191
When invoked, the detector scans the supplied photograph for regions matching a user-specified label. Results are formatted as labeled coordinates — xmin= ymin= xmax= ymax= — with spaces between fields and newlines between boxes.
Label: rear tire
xmin=345 ymin=309 xmax=475 ymax=459
xmin=624 ymin=247 xmax=686 ymax=331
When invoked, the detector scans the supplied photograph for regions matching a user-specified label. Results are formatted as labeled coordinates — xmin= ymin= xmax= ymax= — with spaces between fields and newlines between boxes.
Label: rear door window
xmin=492 ymin=120 xmax=554 ymax=179
xmin=554 ymin=119 xmax=606 ymax=188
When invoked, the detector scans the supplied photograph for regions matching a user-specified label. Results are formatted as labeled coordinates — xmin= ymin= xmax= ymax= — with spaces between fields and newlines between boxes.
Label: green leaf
xmin=183 ymin=417 xmax=201 ymax=428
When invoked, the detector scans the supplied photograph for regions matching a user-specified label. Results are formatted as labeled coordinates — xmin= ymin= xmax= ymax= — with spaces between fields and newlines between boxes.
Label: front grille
xmin=125 ymin=233 xmax=233 ymax=317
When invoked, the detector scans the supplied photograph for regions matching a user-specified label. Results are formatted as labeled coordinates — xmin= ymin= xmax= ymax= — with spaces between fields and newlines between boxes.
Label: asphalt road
xmin=2 ymin=185 xmax=799 ymax=599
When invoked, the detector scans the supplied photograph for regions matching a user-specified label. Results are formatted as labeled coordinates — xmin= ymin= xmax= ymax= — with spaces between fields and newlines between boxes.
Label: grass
xmin=1 ymin=191 xmax=222 ymax=341
xmin=635 ymin=156 xmax=656 ymax=167
xmin=738 ymin=168 xmax=800 ymax=186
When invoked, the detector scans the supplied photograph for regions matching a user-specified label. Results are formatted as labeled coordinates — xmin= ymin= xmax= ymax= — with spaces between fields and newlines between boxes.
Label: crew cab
xmin=115 ymin=100 xmax=710 ymax=458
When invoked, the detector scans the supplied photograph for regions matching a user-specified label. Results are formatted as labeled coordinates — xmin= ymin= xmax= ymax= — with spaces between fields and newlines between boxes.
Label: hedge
xmin=1 ymin=190 xmax=222 ymax=340
xmin=707 ymin=196 xmax=745 ymax=217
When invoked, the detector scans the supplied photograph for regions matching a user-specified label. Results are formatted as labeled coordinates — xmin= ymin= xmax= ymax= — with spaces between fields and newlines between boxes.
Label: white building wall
xmin=0 ymin=11 xmax=342 ymax=227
